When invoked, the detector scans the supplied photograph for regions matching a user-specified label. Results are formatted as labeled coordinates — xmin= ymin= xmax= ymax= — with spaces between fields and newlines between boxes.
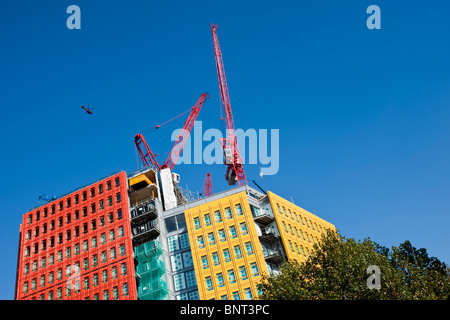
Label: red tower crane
xmin=204 ymin=172 xmax=213 ymax=196
xmin=134 ymin=93 xmax=209 ymax=171
xmin=211 ymin=24 xmax=248 ymax=186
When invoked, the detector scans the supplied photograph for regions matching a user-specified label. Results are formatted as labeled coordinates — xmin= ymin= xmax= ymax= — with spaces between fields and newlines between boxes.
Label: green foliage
xmin=256 ymin=230 xmax=450 ymax=300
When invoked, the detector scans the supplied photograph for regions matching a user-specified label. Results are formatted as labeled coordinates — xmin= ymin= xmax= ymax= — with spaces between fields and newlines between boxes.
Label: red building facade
xmin=15 ymin=171 xmax=137 ymax=300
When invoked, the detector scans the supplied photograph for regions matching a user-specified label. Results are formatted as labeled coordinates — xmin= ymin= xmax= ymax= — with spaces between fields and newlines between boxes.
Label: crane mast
xmin=211 ymin=24 xmax=248 ymax=186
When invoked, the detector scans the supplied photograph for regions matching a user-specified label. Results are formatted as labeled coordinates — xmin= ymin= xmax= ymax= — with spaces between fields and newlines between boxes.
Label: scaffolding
xmin=134 ymin=240 xmax=168 ymax=300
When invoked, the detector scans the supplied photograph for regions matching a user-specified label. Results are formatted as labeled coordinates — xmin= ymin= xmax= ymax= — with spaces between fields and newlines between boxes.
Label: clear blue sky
xmin=1 ymin=0 xmax=449 ymax=299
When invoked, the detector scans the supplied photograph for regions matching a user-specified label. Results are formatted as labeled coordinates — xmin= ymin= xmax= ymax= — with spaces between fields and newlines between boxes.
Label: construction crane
xmin=204 ymin=172 xmax=213 ymax=196
xmin=211 ymin=24 xmax=248 ymax=187
xmin=134 ymin=93 xmax=209 ymax=171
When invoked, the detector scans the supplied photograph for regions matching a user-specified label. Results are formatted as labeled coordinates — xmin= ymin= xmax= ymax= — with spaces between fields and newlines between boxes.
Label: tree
xmin=256 ymin=230 xmax=450 ymax=300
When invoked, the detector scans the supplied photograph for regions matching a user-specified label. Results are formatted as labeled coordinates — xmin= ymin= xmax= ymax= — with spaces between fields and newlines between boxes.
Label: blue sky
xmin=1 ymin=0 xmax=449 ymax=299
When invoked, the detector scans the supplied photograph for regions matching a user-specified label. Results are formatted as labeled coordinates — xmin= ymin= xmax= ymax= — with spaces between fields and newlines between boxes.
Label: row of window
xmin=276 ymin=203 xmax=325 ymax=233
xmin=201 ymin=242 xmax=255 ymax=269
xmin=23 ymin=262 xmax=128 ymax=295
xmin=23 ymin=242 xmax=127 ymax=275
xmin=23 ymin=223 xmax=125 ymax=258
xmin=176 ymin=290 xmax=200 ymax=300
xmin=197 ymin=222 xmax=249 ymax=248
xmin=288 ymin=239 xmax=311 ymax=258
xmin=168 ymin=233 xmax=190 ymax=253
xmin=193 ymin=204 xmax=243 ymax=229
xmin=204 ymin=263 xmax=260 ymax=291
xmin=23 ymin=282 xmax=129 ymax=300
xmin=27 ymin=195 xmax=122 ymax=231
xmin=27 ymin=178 xmax=121 ymax=224
xmin=281 ymin=221 xmax=321 ymax=244
xmin=173 ymin=269 xmax=197 ymax=292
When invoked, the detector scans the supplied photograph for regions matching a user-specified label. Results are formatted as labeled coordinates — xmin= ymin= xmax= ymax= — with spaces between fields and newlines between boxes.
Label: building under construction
xmin=14 ymin=25 xmax=336 ymax=300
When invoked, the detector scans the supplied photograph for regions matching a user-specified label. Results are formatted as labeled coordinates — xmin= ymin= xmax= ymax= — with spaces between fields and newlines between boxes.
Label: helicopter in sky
xmin=81 ymin=105 xmax=94 ymax=115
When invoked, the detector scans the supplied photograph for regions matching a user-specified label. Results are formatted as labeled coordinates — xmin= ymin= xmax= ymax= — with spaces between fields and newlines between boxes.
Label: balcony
xmin=259 ymin=226 xmax=281 ymax=243
xmin=132 ymin=220 xmax=160 ymax=245
xmin=130 ymin=200 xmax=158 ymax=224
xmin=262 ymin=248 xmax=284 ymax=264
xmin=252 ymin=207 xmax=275 ymax=225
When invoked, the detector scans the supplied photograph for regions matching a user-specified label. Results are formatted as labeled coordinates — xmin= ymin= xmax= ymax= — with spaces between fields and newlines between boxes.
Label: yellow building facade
xmin=183 ymin=187 xmax=336 ymax=300
xmin=184 ymin=191 xmax=268 ymax=300
xmin=266 ymin=191 xmax=336 ymax=263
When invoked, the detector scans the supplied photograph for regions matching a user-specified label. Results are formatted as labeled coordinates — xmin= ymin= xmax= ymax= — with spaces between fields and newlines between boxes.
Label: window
xmin=91 ymin=203 xmax=96 ymax=214
xmin=289 ymin=240 xmax=294 ymax=252
xmin=116 ymin=193 xmax=121 ymax=203
xmin=182 ymin=251 xmax=193 ymax=268
xmin=99 ymin=200 xmax=104 ymax=210
xmin=224 ymin=207 xmax=232 ymax=219
xmin=234 ymin=245 xmax=242 ymax=259
xmin=90 ymin=187 xmax=95 ymax=198
xmin=228 ymin=269 xmax=236 ymax=284
xmin=177 ymin=293 xmax=188 ymax=300
xmin=84 ymin=277 xmax=89 ymax=290
xmin=250 ymin=262 xmax=259 ymax=276
xmin=194 ymin=217 xmax=201 ymax=229
xmin=205 ymin=276 xmax=212 ymax=291
xmin=240 ymin=222 xmax=248 ymax=235
xmin=171 ymin=254 xmax=184 ymax=272
xmin=173 ymin=273 xmax=186 ymax=291
xmin=108 ymin=212 xmax=114 ymax=223
xmin=197 ymin=236 xmax=205 ymax=248
xmin=84 ymin=258 xmax=89 ymax=270
xmin=50 ymin=220 xmax=55 ymax=230
xmin=66 ymin=247 xmax=71 ymax=258
xmin=120 ymin=244 xmax=125 ymax=256
xmin=32 ymin=260 xmax=37 ymax=272
xmin=109 ymin=230 xmax=115 ymax=241
xmin=118 ymin=226 xmax=124 ymax=238
xmin=49 ymin=272 xmax=54 ymax=284
xmin=212 ymin=252 xmax=220 ymax=266
xmin=103 ymin=290 xmax=109 ymax=300
xmin=57 ymin=251 xmax=62 ymax=262
xmin=74 ymin=226 xmax=79 ymax=238
xmin=218 ymin=229 xmax=226 ymax=242
xmin=204 ymin=214 xmax=211 ymax=226
xmin=93 ymin=255 xmax=98 ymax=267
xmin=217 ymin=273 xmax=224 ymax=287
xmin=113 ymin=287 xmax=118 ymax=300
xmin=168 ymin=235 xmax=180 ymax=253
xmin=107 ymin=180 xmax=111 ymax=190
xmin=115 ymin=177 xmax=120 ymax=187
xmin=245 ymin=242 xmax=253 ymax=255
xmin=179 ymin=233 xmax=190 ymax=249
xmin=74 ymin=194 xmax=79 ymax=204
xmin=232 ymin=291 xmax=240 ymax=300
xmin=59 ymin=201 xmax=63 ymax=211
xmin=100 ymin=216 xmax=105 ymax=227
xmin=102 ymin=270 xmax=108 ymax=282
xmin=117 ymin=209 xmax=122 ymax=220
xmin=223 ymin=249 xmax=231 ymax=262
xmin=121 ymin=263 xmax=127 ymax=275
xmin=83 ymin=206 xmax=88 ymax=217
xmin=201 ymin=256 xmax=209 ymax=269
xmin=98 ymin=184 xmax=103 ymax=194
xmin=92 ymin=236 xmax=97 ymax=248
xmin=229 ymin=226 xmax=237 ymax=238
xmin=66 ymin=229 xmax=71 ymax=241
xmin=107 ymin=196 xmax=112 ymax=206
xmin=28 ymin=214 xmax=32 ymax=224
xmin=111 ymin=247 xmax=116 ymax=260
xmin=208 ymin=232 xmax=215 ymax=245
xmin=239 ymin=266 xmax=248 ymax=280
xmin=102 ymin=251 xmax=107 ymax=263
xmin=214 ymin=211 xmax=222 ymax=223
xmin=93 ymin=273 xmax=98 ymax=286
xmin=244 ymin=288 xmax=253 ymax=300
xmin=123 ymin=283 xmax=128 ymax=296
xmin=24 ymin=264 xmax=29 ymax=275
xmin=100 ymin=233 xmax=106 ymax=244
xmin=57 ymin=268 xmax=62 ymax=280
xmin=112 ymin=266 xmax=117 ymax=279
xmin=83 ymin=240 xmax=88 ymax=251
xmin=189 ymin=291 xmax=199 ymax=300
xmin=49 ymin=254 xmax=54 ymax=265
xmin=184 ymin=270 xmax=196 ymax=288
xmin=235 ymin=204 xmax=243 ymax=215
xmin=42 ymin=223 xmax=47 ymax=234
xmin=91 ymin=219 xmax=96 ymax=231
